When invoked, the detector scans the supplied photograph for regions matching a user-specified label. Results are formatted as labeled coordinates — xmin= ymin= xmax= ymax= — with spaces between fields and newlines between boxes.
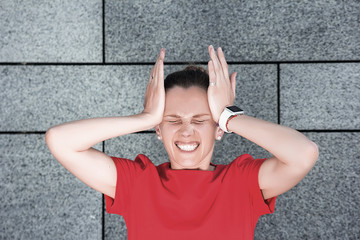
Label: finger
xmin=159 ymin=49 xmax=165 ymax=85
xmin=208 ymin=60 xmax=216 ymax=86
xmin=208 ymin=45 xmax=220 ymax=72
xmin=217 ymin=47 xmax=229 ymax=80
xmin=158 ymin=60 xmax=164 ymax=88
xmin=230 ymin=72 xmax=237 ymax=97
xmin=159 ymin=48 xmax=165 ymax=61
xmin=155 ymin=48 xmax=165 ymax=67
xmin=208 ymin=45 xmax=222 ymax=82
xmin=155 ymin=57 xmax=164 ymax=88
xmin=153 ymin=49 xmax=165 ymax=86
xmin=150 ymin=48 xmax=165 ymax=83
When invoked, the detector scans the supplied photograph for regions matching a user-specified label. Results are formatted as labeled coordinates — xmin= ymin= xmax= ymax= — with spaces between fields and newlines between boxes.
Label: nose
xmin=179 ymin=123 xmax=194 ymax=137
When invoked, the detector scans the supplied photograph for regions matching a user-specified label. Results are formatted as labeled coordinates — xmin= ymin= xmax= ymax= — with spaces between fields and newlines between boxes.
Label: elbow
xmin=45 ymin=127 xmax=56 ymax=150
xmin=45 ymin=126 xmax=63 ymax=151
xmin=300 ymin=140 xmax=319 ymax=171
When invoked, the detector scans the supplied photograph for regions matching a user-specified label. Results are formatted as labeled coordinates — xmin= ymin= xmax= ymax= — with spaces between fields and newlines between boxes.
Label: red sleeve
xmin=235 ymin=154 xmax=276 ymax=216
xmin=104 ymin=154 xmax=150 ymax=216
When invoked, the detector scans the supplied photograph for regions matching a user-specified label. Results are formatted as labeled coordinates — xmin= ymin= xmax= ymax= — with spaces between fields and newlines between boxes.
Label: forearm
xmin=46 ymin=113 xmax=157 ymax=152
xmin=228 ymin=115 xmax=318 ymax=167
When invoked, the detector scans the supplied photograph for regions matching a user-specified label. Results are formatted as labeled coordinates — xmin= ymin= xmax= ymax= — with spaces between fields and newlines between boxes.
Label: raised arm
xmin=227 ymin=115 xmax=318 ymax=199
xmin=45 ymin=49 xmax=165 ymax=198
xmin=207 ymin=45 xmax=318 ymax=200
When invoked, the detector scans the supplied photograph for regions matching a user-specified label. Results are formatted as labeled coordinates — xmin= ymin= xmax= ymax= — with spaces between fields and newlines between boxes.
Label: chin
xmin=170 ymin=159 xmax=207 ymax=169
xmin=171 ymin=158 xmax=201 ymax=170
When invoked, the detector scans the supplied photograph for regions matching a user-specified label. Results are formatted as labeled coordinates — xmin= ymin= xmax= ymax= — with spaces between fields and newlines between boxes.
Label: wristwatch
xmin=218 ymin=106 xmax=244 ymax=133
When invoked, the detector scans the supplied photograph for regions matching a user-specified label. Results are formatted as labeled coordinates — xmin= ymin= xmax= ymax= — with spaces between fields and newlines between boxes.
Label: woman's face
xmin=156 ymin=86 xmax=222 ymax=170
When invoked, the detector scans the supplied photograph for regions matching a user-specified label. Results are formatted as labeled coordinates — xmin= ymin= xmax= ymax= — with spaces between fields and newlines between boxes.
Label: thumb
xmin=230 ymin=72 xmax=237 ymax=97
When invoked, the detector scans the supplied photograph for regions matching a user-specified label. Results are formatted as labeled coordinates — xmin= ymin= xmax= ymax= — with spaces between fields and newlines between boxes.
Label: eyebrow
xmin=164 ymin=114 xmax=211 ymax=118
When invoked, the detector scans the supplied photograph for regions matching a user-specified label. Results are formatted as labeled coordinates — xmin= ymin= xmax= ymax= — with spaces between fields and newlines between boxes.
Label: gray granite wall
xmin=1 ymin=1 xmax=359 ymax=239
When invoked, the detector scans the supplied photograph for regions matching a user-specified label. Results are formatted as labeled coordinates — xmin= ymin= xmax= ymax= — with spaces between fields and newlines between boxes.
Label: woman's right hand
xmin=45 ymin=49 xmax=166 ymax=199
xmin=142 ymin=48 xmax=166 ymax=125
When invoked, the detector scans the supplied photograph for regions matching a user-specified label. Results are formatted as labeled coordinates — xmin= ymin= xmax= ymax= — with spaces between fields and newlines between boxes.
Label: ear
xmin=215 ymin=126 xmax=225 ymax=141
xmin=155 ymin=125 xmax=162 ymax=140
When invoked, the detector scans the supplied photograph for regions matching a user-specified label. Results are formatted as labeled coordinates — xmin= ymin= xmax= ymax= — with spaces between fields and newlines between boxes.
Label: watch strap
xmin=218 ymin=106 xmax=244 ymax=133
xmin=219 ymin=108 xmax=233 ymax=133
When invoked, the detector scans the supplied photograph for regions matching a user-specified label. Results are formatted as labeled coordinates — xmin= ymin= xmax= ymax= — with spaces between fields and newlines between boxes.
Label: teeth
xmin=176 ymin=143 xmax=199 ymax=151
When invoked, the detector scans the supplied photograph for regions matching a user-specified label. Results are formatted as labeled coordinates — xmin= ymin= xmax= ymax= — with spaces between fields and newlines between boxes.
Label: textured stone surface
xmin=104 ymin=133 xmax=273 ymax=239
xmin=255 ymin=132 xmax=359 ymax=239
xmin=0 ymin=134 xmax=103 ymax=239
xmin=1 ymin=1 xmax=358 ymax=239
xmin=0 ymin=0 xmax=102 ymax=62
xmin=280 ymin=63 xmax=360 ymax=130
xmin=0 ymin=65 xmax=150 ymax=131
xmin=105 ymin=0 xmax=360 ymax=62
xmin=0 ymin=64 xmax=276 ymax=131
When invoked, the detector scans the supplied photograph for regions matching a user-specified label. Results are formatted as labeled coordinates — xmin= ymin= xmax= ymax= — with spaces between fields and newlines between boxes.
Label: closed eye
xmin=193 ymin=120 xmax=206 ymax=124
xmin=168 ymin=120 xmax=181 ymax=124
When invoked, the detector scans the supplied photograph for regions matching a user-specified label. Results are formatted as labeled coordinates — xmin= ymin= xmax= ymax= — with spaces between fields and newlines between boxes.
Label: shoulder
xmin=227 ymin=154 xmax=268 ymax=177
xmin=231 ymin=154 xmax=266 ymax=167
xmin=110 ymin=154 xmax=155 ymax=172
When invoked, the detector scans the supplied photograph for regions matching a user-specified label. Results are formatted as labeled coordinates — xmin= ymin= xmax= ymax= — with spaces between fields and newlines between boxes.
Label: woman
xmin=45 ymin=46 xmax=319 ymax=239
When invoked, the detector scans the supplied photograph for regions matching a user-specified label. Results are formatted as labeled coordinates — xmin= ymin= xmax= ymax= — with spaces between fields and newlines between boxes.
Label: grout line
xmin=0 ymin=130 xmax=155 ymax=134
xmin=102 ymin=195 xmax=105 ymax=240
xmin=277 ymin=63 xmax=281 ymax=125
xmin=133 ymin=130 xmax=156 ymax=134
xmin=0 ymin=60 xmax=360 ymax=66
xmin=102 ymin=140 xmax=105 ymax=240
xmin=96 ymin=60 xmax=360 ymax=65
xmin=0 ymin=130 xmax=359 ymax=134
xmin=102 ymin=0 xmax=106 ymax=64
xmin=298 ymin=129 xmax=360 ymax=133
xmin=0 ymin=131 xmax=47 ymax=134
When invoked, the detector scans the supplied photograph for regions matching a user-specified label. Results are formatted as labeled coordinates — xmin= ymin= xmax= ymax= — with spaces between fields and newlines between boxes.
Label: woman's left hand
xmin=207 ymin=45 xmax=237 ymax=123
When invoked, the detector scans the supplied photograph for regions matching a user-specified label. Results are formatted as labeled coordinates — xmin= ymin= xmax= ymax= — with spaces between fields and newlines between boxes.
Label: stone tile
xmin=0 ymin=65 xmax=150 ymax=131
xmin=0 ymin=64 xmax=276 ymax=131
xmin=105 ymin=0 xmax=360 ymax=62
xmin=255 ymin=132 xmax=359 ymax=239
xmin=280 ymin=63 xmax=360 ymax=130
xmin=0 ymin=1 xmax=102 ymax=62
xmin=0 ymin=134 xmax=103 ymax=239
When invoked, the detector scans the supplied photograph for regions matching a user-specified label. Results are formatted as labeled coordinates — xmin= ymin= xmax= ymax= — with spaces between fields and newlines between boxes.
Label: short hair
xmin=164 ymin=66 xmax=209 ymax=92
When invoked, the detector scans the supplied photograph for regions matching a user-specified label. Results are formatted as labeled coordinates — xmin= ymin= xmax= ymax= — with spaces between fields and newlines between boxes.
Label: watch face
xmin=227 ymin=106 xmax=243 ymax=113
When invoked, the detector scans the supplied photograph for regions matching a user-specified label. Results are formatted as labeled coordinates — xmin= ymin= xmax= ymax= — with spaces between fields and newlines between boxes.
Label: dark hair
xmin=164 ymin=66 xmax=209 ymax=92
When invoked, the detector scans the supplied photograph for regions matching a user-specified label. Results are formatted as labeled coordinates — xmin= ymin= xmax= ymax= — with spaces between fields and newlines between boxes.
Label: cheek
xmin=159 ymin=125 xmax=178 ymax=142
xmin=195 ymin=124 xmax=217 ymax=139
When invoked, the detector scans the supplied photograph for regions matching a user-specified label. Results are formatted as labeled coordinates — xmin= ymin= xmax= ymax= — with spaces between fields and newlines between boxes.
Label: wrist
xmin=218 ymin=106 xmax=244 ymax=133
xmin=138 ymin=112 xmax=163 ymax=128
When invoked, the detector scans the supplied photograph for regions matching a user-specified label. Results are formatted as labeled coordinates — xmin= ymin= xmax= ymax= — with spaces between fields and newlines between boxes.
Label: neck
xmin=169 ymin=162 xmax=216 ymax=171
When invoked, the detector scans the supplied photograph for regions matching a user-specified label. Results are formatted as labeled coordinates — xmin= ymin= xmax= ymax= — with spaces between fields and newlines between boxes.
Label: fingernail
xmin=219 ymin=47 xmax=222 ymax=52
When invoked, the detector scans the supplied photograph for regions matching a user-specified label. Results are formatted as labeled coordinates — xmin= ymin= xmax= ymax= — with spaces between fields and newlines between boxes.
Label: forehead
xmin=164 ymin=86 xmax=210 ymax=117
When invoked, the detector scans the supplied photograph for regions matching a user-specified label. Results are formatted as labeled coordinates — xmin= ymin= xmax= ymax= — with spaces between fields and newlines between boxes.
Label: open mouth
xmin=175 ymin=141 xmax=200 ymax=152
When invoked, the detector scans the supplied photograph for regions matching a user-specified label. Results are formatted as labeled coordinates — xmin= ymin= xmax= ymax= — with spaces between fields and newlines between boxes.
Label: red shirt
xmin=105 ymin=154 xmax=276 ymax=240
